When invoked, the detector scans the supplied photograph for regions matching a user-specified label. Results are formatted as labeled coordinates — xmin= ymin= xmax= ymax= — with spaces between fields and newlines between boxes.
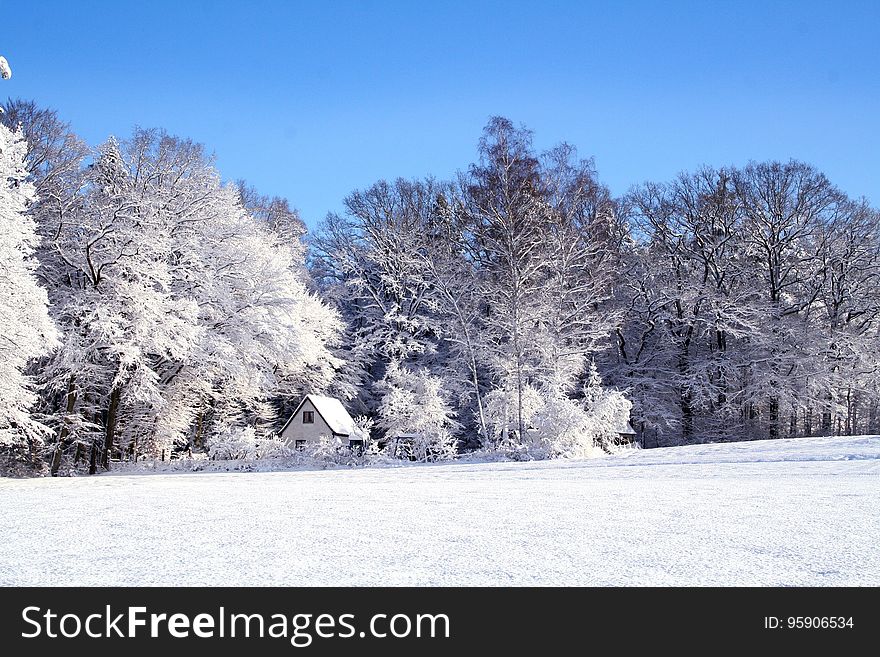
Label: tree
xmin=459 ymin=118 xmax=622 ymax=447
xmin=735 ymin=161 xmax=846 ymax=439
xmin=538 ymin=143 xmax=623 ymax=393
xmin=616 ymin=168 xmax=763 ymax=442
xmin=311 ymin=179 xmax=448 ymax=415
xmin=376 ymin=362 xmax=459 ymax=461
xmin=0 ymin=99 xmax=89 ymax=206
xmin=812 ymin=198 xmax=880 ymax=436
xmin=458 ymin=118 xmax=552 ymax=442
xmin=612 ymin=161 xmax=880 ymax=444
xmin=312 ymin=117 xmax=630 ymax=456
xmin=0 ymin=123 xmax=59 ymax=473
xmin=36 ymin=128 xmax=343 ymax=472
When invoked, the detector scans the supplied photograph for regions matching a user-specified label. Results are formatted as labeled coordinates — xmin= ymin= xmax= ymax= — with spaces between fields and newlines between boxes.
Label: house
xmin=617 ymin=420 xmax=638 ymax=445
xmin=279 ymin=394 xmax=363 ymax=452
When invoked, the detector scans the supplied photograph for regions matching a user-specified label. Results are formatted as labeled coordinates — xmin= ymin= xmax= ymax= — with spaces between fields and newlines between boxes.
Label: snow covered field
xmin=1 ymin=435 xmax=878 ymax=586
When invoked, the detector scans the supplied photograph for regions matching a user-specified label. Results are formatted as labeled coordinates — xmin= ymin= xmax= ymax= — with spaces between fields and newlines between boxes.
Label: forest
xmin=2 ymin=100 xmax=878 ymax=475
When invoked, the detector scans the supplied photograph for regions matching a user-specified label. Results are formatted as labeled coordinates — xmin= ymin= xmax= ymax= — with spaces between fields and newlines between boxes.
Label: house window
xmin=295 ymin=440 xmax=306 ymax=451
xmin=302 ymin=411 xmax=314 ymax=424
xmin=349 ymin=439 xmax=364 ymax=455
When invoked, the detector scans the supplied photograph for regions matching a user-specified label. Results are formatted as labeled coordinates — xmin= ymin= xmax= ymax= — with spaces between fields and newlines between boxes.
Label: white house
xmin=279 ymin=394 xmax=362 ymax=451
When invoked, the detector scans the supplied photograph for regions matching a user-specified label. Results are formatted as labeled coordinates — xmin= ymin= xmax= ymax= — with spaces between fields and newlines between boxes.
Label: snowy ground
xmin=1 ymin=435 xmax=878 ymax=586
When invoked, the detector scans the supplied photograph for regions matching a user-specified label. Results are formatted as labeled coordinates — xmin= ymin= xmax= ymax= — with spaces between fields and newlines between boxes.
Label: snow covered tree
xmin=313 ymin=117 xmax=630 ymax=457
xmin=610 ymin=161 xmax=879 ymax=445
xmin=538 ymin=143 xmax=624 ymax=392
xmin=311 ymin=178 xmax=450 ymax=415
xmin=0 ymin=98 xmax=89 ymax=207
xmin=483 ymin=380 xmax=545 ymax=453
xmin=459 ymin=118 xmax=550 ymax=442
xmin=415 ymin=191 xmax=493 ymax=446
xmin=0 ymin=123 xmax=59 ymax=472
xmin=32 ymin=128 xmax=343 ymax=472
xmin=375 ymin=362 xmax=459 ymax=461
xmin=809 ymin=198 xmax=880 ymax=436
xmin=39 ymin=134 xmax=204 ymax=469
xmin=734 ymin=161 xmax=848 ymax=439
xmin=611 ymin=168 xmax=764 ymax=443
xmin=458 ymin=118 xmax=624 ymax=448
xmin=237 ymin=181 xmax=309 ymax=281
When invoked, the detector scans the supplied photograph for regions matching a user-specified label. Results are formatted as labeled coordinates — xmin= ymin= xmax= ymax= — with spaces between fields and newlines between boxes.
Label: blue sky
xmin=3 ymin=0 xmax=878 ymax=226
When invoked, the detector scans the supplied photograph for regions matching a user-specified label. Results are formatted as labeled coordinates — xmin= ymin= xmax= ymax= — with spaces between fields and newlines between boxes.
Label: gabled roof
xmin=307 ymin=395 xmax=356 ymax=435
xmin=280 ymin=394 xmax=356 ymax=437
xmin=618 ymin=421 xmax=637 ymax=435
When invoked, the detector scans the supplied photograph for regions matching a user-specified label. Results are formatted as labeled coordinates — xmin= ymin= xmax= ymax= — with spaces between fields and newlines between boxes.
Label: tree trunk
xmin=57 ymin=376 xmax=78 ymax=441
xmin=50 ymin=446 xmax=63 ymax=477
xmin=470 ymin=364 xmax=488 ymax=446
xmin=678 ymin=348 xmax=693 ymax=441
xmin=198 ymin=410 xmax=205 ymax=446
xmin=51 ymin=376 xmax=78 ymax=476
xmin=441 ymin=287 xmax=488 ymax=446
xmin=821 ymin=392 xmax=833 ymax=436
xmin=88 ymin=440 xmax=98 ymax=475
xmin=845 ymin=388 xmax=856 ymax=436
xmin=516 ymin=367 xmax=524 ymax=443
xmin=821 ymin=412 xmax=832 ymax=435
xmin=102 ymin=386 xmax=122 ymax=470
xmin=512 ymin=301 xmax=525 ymax=442
xmin=768 ymin=397 xmax=779 ymax=439
xmin=681 ymin=390 xmax=693 ymax=441
xmin=715 ymin=329 xmax=728 ymax=410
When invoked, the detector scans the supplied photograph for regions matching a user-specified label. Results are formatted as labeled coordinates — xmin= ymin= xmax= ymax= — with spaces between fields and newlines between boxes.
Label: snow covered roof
xmin=618 ymin=421 xmax=637 ymax=435
xmin=303 ymin=394 xmax=355 ymax=436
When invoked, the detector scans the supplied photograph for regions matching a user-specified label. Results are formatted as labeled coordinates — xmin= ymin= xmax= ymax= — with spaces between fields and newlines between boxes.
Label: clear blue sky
xmin=3 ymin=0 xmax=878 ymax=226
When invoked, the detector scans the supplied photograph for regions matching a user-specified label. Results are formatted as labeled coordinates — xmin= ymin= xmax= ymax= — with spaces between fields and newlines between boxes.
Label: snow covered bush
xmin=580 ymin=363 xmax=633 ymax=452
xmin=208 ymin=426 xmax=259 ymax=460
xmin=254 ymin=435 xmax=292 ymax=459
xmin=480 ymin=365 xmax=633 ymax=459
xmin=350 ymin=414 xmax=374 ymax=445
xmin=376 ymin=363 xmax=459 ymax=461
xmin=308 ymin=436 xmax=368 ymax=467
xmin=532 ymin=394 xmax=601 ymax=459
xmin=483 ymin=382 xmax=545 ymax=456
xmin=205 ymin=426 xmax=289 ymax=461
xmin=482 ymin=386 xmax=594 ymax=459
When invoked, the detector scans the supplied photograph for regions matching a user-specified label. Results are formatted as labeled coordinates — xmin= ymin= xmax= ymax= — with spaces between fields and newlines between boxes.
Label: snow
xmin=1 ymin=435 xmax=878 ymax=586
xmin=300 ymin=394 xmax=356 ymax=435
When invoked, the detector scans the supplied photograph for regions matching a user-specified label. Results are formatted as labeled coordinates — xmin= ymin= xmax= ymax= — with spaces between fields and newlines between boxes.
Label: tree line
xmin=1 ymin=103 xmax=878 ymax=474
